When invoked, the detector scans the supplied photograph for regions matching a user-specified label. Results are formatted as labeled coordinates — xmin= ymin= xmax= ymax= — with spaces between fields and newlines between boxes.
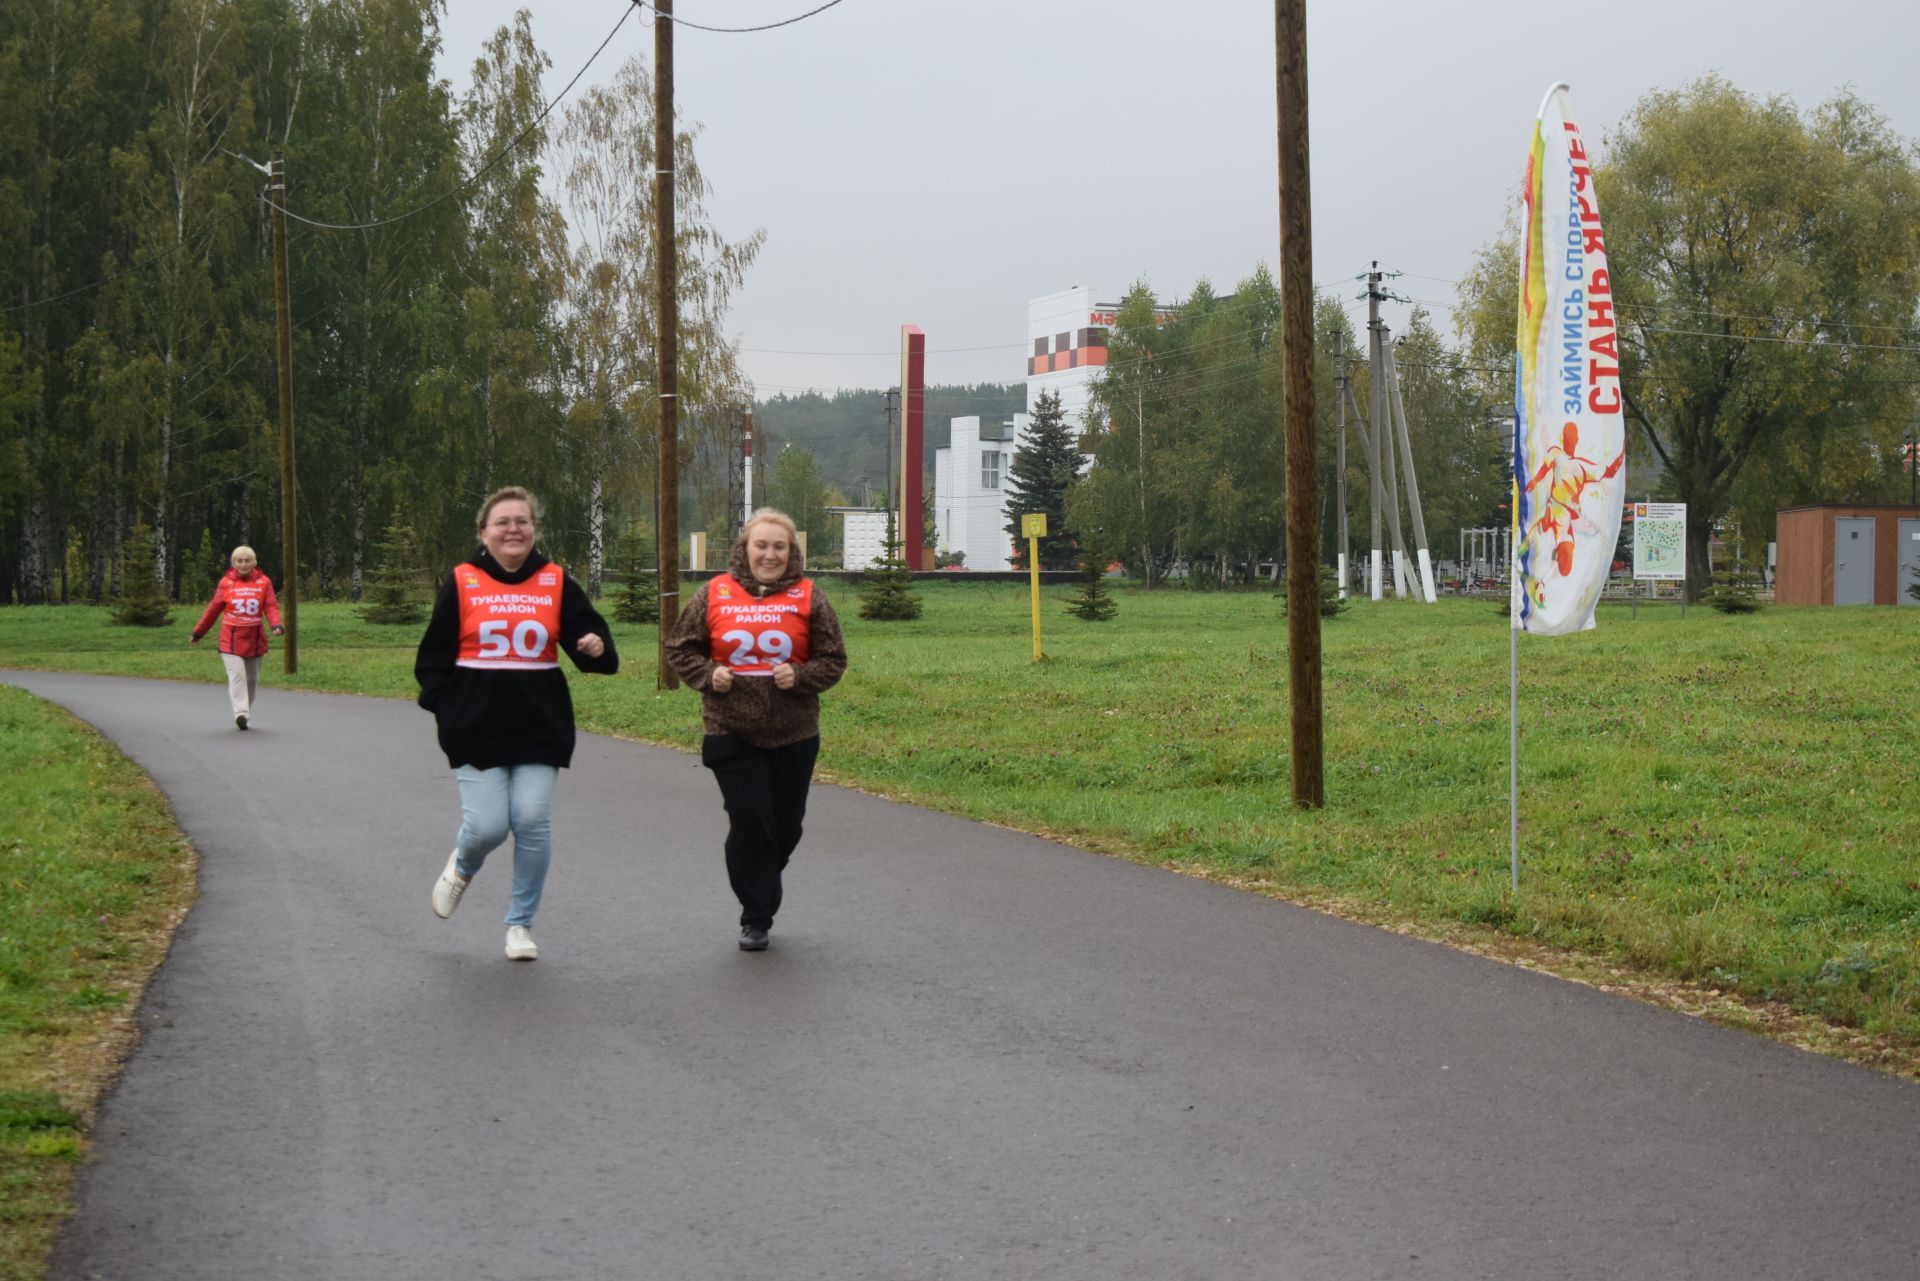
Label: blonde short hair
xmin=735 ymin=508 xmax=802 ymax=568
xmin=476 ymin=486 xmax=540 ymax=534
xmin=230 ymin=545 xmax=258 ymax=566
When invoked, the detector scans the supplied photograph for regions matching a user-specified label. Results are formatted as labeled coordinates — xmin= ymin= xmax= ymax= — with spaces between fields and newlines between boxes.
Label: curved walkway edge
xmin=7 ymin=672 xmax=1919 ymax=1281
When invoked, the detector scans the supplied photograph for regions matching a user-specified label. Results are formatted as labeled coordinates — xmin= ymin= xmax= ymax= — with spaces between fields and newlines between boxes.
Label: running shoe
xmin=431 ymin=850 xmax=469 ymax=919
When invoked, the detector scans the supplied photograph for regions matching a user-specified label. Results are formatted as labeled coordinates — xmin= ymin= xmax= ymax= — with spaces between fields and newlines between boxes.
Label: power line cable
xmin=1392 ymin=289 xmax=1920 ymax=353
xmin=7 ymin=0 xmax=640 ymax=308
xmin=744 ymin=339 xmax=1024 ymax=357
xmin=267 ymin=0 xmax=641 ymax=233
xmin=747 ymin=277 xmax=1350 ymax=365
xmin=1630 ymin=324 xmax=1920 ymax=355
xmin=1 ymin=207 xmax=250 ymax=316
xmin=1384 ymin=262 xmax=1920 ymax=342
xmin=1618 ymin=300 xmax=1920 ymax=343
xmin=635 ymin=0 xmax=848 ymax=33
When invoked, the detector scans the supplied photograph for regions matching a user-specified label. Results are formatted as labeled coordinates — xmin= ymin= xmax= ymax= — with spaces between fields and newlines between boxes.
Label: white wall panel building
xmin=935 ymin=414 xmax=1028 ymax=570
xmin=837 ymin=509 xmax=889 ymax=570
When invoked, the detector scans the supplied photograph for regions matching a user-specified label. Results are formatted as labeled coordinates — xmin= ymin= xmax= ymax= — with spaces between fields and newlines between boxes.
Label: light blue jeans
xmin=452 ymin=764 xmax=558 ymax=927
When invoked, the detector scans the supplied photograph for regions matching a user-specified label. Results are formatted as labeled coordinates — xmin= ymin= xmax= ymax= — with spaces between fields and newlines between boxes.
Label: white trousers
xmin=221 ymin=653 xmax=262 ymax=717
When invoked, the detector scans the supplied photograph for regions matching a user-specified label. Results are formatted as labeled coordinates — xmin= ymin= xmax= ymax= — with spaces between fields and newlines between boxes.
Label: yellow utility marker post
xmin=1022 ymin=513 xmax=1047 ymax=661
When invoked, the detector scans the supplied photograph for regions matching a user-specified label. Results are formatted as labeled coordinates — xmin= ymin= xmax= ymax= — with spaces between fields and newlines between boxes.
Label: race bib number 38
xmin=226 ymin=580 xmax=269 ymax=624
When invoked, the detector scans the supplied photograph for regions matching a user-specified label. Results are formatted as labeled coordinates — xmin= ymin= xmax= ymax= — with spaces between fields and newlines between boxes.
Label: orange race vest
xmin=455 ymin=562 xmax=563 ymax=670
xmin=707 ymin=573 xmax=812 ymax=677
xmin=223 ymin=575 xmax=272 ymax=626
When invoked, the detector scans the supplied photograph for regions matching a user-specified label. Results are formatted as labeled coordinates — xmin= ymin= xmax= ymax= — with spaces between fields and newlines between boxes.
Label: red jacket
xmin=193 ymin=569 xmax=283 ymax=657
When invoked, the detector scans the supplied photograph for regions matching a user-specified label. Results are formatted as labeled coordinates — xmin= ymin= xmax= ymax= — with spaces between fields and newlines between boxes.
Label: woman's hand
xmin=709 ymin=666 xmax=734 ymax=693
xmin=575 ymin=633 xmax=604 ymax=659
xmin=271 ymin=625 xmax=285 ymax=636
xmin=771 ymin=662 xmax=797 ymax=690
xmin=189 ymin=634 xmax=201 ymax=646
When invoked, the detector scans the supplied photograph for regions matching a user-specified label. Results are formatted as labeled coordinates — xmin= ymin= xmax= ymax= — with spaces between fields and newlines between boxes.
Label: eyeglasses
xmin=489 ymin=517 xmax=534 ymax=529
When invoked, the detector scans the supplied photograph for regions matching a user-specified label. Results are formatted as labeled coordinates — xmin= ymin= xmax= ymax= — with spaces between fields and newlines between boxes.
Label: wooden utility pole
xmin=1137 ymin=382 xmax=1151 ymax=587
xmin=654 ymin=0 xmax=680 ymax=689
xmin=269 ymin=154 xmax=299 ymax=674
xmin=1275 ymin=0 xmax=1324 ymax=807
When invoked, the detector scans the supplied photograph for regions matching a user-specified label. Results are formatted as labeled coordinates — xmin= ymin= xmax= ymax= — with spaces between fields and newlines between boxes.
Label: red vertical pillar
xmin=900 ymin=324 xmax=926 ymax=569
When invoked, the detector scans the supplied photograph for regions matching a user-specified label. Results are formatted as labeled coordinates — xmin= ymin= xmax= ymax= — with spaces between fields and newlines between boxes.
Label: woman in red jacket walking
xmin=190 ymin=545 xmax=284 ymax=730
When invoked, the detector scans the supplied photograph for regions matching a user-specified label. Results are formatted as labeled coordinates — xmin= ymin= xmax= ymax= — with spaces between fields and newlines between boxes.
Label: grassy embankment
xmin=0 ymin=687 xmax=193 ymax=1281
xmin=1 ymin=588 xmax=1916 ymax=1074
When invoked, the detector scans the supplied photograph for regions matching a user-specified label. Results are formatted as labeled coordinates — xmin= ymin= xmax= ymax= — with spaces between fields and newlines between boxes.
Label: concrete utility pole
xmin=268 ymin=155 xmax=298 ymax=673
xmin=1333 ymin=328 xmax=1348 ymax=598
xmin=1364 ymin=264 xmax=1419 ymax=597
xmin=1383 ymin=339 xmax=1437 ymax=601
xmin=742 ymin=409 xmax=755 ymax=531
xmin=1275 ymin=0 xmax=1324 ymax=808
xmin=1365 ymin=263 xmax=1385 ymax=600
xmin=1381 ymin=330 xmax=1407 ymax=596
xmin=654 ymin=0 xmax=680 ymax=690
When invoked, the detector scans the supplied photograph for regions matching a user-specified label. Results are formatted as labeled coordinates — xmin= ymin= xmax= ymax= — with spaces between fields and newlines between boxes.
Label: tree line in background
xmin=1057 ymin=270 xmax=1505 ymax=588
xmin=8 ymin=22 xmax=1914 ymax=611
xmin=738 ymin=384 xmax=1023 ymax=568
xmin=1045 ymin=77 xmax=1919 ymax=593
xmin=1 ymin=0 xmax=759 ymax=607
xmin=1455 ymin=76 xmax=1920 ymax=590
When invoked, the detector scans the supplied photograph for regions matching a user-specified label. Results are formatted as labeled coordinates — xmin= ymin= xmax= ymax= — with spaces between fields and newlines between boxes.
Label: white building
xmin=1025 ymin=285 xmax=1111 ymax=429
xmin=836 ymin=508 xmax=890 ymax=570
xmin=934 ymin=414 xmax=1029 ymax=570
xmin=935 ymin=287 xmax=1171 ymax=570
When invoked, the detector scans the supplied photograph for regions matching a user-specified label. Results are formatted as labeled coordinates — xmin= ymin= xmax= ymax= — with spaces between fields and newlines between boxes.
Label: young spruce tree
xmin=358 ymin=515 xmax=427 ymax=625
xmin=1279 ymin=563 xmax=1350 ymax=619
xmin=1065 ymin=538 xmax=1118 ymax=622
xmin=611 ymin=524 xmax=660 ymax=624
xmin=859 ymin=511 xmax=922 ymax=621
xmin=112 ymin=526 xmax=174 ymax=627
xmin=1704 ymin=559 xmax=1763 ymax=614
xmin=1002 ymin=389 xmax=1085 ymax=570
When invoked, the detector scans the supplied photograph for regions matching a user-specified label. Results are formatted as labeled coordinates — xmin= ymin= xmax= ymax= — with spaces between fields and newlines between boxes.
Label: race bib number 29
xmin=721 ymin=628 xmax=793 ymax=670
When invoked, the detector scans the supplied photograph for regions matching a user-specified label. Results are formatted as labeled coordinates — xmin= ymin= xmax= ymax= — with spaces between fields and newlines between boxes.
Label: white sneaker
xmin=505 ymin=925 xmax=538 ymax=961
xmin=431 ymin=850 xmax=469 ymax=919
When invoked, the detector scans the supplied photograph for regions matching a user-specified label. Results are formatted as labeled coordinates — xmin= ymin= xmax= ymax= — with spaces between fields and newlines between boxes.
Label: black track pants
xmin=700 ymin=734 xmax=820 ymax=929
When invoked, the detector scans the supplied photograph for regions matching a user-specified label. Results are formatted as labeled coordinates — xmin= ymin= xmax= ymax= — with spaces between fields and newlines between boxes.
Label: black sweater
xmin=414 ymin=548 xmax=618 ymax=770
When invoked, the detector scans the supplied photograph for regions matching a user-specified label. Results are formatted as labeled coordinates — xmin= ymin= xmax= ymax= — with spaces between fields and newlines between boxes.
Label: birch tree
xmin=556 ymin=52 xmax=761 ymax=593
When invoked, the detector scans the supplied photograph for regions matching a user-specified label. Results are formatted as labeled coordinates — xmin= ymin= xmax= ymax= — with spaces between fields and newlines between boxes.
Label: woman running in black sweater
xmin=414 ymin=487 xmax=618 ymax=960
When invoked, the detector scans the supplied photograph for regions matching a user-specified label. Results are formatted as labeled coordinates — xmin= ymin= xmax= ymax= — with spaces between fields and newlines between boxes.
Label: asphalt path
xmin=7 ymin=670 xmax=1919 ymax=1281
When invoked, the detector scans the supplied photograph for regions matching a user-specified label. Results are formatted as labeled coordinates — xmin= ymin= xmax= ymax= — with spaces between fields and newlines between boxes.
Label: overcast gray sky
xmin=436 ymin=1 xmax=1920 ymax=396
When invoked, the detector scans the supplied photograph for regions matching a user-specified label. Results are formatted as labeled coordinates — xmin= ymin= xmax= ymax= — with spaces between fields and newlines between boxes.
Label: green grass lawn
xmin=0 ymin=687 xmax=193 ymax=1281
xmin=2 ymin=588 xmax=1917 ymax=1058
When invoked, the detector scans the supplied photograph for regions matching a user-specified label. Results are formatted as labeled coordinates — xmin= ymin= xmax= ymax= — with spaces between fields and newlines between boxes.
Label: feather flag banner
xmin=1513 ymin=83 xmax=1626 ymax=635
